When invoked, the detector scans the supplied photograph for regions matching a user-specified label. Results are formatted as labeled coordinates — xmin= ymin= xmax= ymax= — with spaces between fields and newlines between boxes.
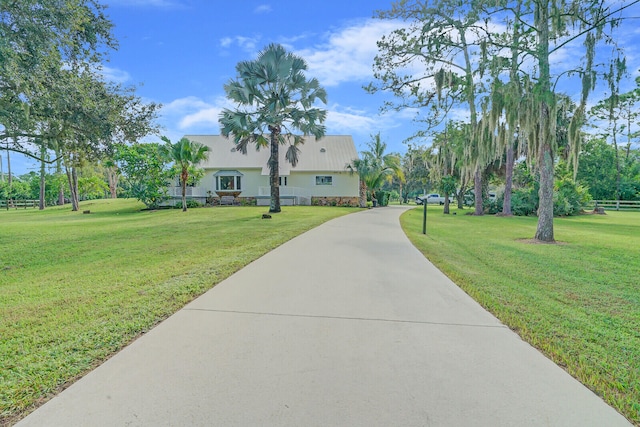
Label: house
xmin=168 ymin=135 xmax=360 ymax=206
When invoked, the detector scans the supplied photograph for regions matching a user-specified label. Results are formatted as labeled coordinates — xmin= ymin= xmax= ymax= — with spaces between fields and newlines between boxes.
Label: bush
xmin=484 ymin=195 xmax=503 ymax=214
xmin=0 ymin=178 xmax=31 ymax=200
xmin=498 ymin=178 xmax=590 ymax=217
xmin=115 ymin=143 xmax=171 ymax=209
xmin=511 ymin=187 xmax=539 ymax=216
xmin=374 ymin=190 xmax=391 ymax=207
xmin=554 ymin=177 xmax=591 ymax=216
xmin=174 ymin=199 xmax=201 ymax=209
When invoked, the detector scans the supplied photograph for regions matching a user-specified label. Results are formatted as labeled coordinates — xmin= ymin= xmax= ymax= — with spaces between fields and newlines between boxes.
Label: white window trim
xmin=315 ymin=175 xmax=333 ymax=186
xmin=214 ymin=170 xmax=243 ymax=191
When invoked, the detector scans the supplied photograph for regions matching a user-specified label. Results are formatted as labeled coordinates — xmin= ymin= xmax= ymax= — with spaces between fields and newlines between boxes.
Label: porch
xmin=256 ymin=186 xmax=311 ymax=206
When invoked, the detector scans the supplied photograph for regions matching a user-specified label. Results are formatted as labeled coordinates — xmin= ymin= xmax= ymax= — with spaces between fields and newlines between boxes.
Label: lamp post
xmin=422 ymin=199 xmax=427 ymax=234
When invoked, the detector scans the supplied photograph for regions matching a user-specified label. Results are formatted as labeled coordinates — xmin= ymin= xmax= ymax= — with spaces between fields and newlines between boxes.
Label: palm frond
xmin=285 ymin=143 xmax=301 ymax=167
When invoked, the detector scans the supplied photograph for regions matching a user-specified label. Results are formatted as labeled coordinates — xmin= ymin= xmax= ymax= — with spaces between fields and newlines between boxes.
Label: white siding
xmin=180 ymin=135 xmax=360 ymax=199
xmin=192 ymin=170 xmax=358 ymax=198
xmin=288 ymin=171 xmax=359 ymax=197
xmin=195 ymin=169 xmax=266 ymax=197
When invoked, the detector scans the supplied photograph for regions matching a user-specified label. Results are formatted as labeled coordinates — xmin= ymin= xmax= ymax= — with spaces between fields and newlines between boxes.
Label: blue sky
xmin=6 ymin=0 xmax=640 ymax=176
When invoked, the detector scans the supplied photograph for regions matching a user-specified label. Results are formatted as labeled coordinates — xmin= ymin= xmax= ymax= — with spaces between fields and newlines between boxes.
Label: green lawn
xmin=0 ymin=199 xmax=354 ymax=424
xmin=401 ymin=206 xmax=640 ymax=425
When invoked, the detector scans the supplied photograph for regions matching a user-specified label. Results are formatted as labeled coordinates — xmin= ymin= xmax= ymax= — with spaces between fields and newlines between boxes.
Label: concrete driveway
xmin=16 ymin=206 xmax=631 ymax=426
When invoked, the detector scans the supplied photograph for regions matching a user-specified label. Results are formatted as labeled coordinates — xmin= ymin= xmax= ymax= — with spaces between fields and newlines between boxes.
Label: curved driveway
xmin=17 ymin=206 xmax=631 ymax=426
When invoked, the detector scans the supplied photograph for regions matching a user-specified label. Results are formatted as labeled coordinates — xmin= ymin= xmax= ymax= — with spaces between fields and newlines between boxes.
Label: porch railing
xmin=258 ymin=186 xmax=310 ymax=198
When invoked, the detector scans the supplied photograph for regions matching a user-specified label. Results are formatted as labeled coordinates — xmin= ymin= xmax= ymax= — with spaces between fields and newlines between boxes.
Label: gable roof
xmin=184 ymin=135 xmax=359 ymax=175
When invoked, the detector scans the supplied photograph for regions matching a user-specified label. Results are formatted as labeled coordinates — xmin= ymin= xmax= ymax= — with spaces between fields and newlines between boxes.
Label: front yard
xmin=0 ymin=200 xmax=353 ymax=424
xmin=401 ymin=207 xmax=640 ymax=425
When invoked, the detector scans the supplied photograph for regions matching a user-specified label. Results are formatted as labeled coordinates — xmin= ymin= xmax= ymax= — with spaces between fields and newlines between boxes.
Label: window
xmin=219 ymin=176 xmax=237 ymax=190
xmin=279 ymin=176 xmax=288 ymax=186
xmin=316 ymin=176 xmax=333 ymax=185
xmin=214 ymin=171 xmax=243 ymax=191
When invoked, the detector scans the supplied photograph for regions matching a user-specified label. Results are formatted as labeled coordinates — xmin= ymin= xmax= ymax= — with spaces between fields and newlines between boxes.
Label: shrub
xmin=174 ymin=199 xmax=201 ymax=209
xmin=511 ymin=187 xmax=538 ymax=216
xmin=484 ymin=194 xmax=503 ymax=214
xmin=375 ymin=190 xmax=391 ymax=206
xmin=0 ymin=178 xmax=31 ymax=200
xmin=554 ymin=177 xmax=591 ymax=216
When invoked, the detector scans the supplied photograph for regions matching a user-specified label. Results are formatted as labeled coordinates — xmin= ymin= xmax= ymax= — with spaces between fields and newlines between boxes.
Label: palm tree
xmin=162 ymin=136 xmax=210 ymax=212
xmin=348 ymin=156 xmax=376 ymax=208
xmin=219 ymin=43 xmax=327 ymax=213
xmin=348 ymin=133 xmax=404 ymax=207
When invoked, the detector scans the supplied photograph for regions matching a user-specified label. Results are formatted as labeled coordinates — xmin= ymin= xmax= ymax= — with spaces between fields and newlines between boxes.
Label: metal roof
xmin=183 ymin=135 xmax=359 ymax=175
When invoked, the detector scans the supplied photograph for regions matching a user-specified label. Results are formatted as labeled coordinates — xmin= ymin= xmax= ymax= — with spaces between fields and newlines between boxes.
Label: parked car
xmin=415 ymin=193 xmax=451 ymax=205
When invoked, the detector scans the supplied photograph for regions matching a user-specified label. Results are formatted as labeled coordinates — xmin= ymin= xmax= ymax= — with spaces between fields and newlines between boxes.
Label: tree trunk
xmin=72 ymin=167 xmax=79 ymax=211
xmin=39 ymin=142 xmax=46 ymax=210
xmin=57 ymin=156 xmax=64 ymax=206
xmin=460 ymin=30 xmax=482 ymax=216
xmin=612 ymin=124 xmax=621 ymax=201
xmin=473 ymin=168 xmax=483 ymax=215
xmin=66 ymin=163 xmax=79 ymax=211
xmin=6 ymin=148 xmax=12 ymax=207
xmin=535 ymin=143 xmax=555 ymax=242
xmin=533 ymin=1 xmax=555 ymax=242
xmin=268 ymin=126 xmax=281 ymax=213
xmin=502 ymin=141 xmax=515 ymax=216
xmin=442 ymin=150 xmax=450 ymax=214
xmin=58 ymin=185 xmax=65 ymax=206
xmin=359 ymin=180 xmax=367 ymax=208
xmin=107 ymin=167 xmax=118 ymax=199
xmin=503 ymin=0 xmax=522 ymax=217
xmin=181 ymin=168 xmax=188 ymax=212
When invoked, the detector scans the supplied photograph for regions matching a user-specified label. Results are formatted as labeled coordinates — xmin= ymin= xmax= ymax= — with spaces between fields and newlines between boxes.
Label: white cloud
xmin=162 ymin=96 xmax=212 ymax=114
xmin=159 ymin=95 xmax=403 ymax=140
xmin=296 ymin=19 xmax=402 ymax=86
xmin=254 ymin=4 xmax=272 ymax=14
xmin=219 ymin=36 xmax=261 ymax=53
xmin=180 ymin=107 xmax=222 ymax=129
xmin=326 ymin=108 xmax=378 ymax=134
xmin=447 ymin=107 xmax=471 ymax=123
xmin=99 ymin=66 xmax=131 ymax=84
xmin=160 ymin=96 xmax=235 ymax=135
xmin=325 ymin=103 xmax=412 ymax=140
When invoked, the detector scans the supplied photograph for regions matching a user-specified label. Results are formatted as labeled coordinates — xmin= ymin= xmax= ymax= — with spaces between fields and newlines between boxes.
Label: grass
xmin=401 ymin=205 xmax=640 ymax=425
xmin=0 ymin=199 xmax=355 ymax=425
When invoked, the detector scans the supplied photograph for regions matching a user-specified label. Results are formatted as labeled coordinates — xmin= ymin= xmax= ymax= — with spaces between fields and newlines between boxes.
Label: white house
xmin=169 ymin=135 xmax=360 ymax=206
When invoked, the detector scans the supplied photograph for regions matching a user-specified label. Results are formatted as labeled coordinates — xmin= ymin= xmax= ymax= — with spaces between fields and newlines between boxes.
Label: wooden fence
xmin=585 ymin=200 xmax=640 ymax=212
xmin=0 ymin=199 xmax=38 ymax=210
